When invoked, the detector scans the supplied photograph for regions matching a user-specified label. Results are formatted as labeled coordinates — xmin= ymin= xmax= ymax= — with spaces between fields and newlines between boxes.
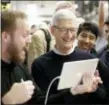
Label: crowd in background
xmin=1 ymin=1 xmax=109 ymax=105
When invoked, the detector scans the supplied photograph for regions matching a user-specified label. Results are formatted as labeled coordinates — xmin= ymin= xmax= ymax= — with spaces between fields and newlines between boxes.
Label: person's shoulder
xmin=74 ymin=48 xmax=95 ymax=59
xmin=15 ymin=64 xmax=28 ymax=73
xmin=32 ymin=51 xmax=54 ymax=64
xmin=98 ymin=45 xmax=108 ymax=57
xmin=16 ymin=64 xmax=31 ymax=76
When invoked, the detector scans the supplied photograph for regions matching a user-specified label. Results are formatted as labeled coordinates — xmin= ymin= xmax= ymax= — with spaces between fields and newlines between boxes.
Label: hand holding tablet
xmin=57 ymin=58 xmax=99 ymax=90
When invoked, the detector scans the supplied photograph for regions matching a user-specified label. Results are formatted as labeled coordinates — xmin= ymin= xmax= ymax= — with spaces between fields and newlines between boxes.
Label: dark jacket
xmin=1 ymin=60 xmax=68 ymax=105
xmin=98 ymin=45 xmax=109 ymax=68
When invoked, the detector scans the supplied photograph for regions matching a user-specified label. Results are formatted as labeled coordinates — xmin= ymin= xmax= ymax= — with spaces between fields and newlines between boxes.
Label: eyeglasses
xmin=53 ymin=26 xmax=77 ymax=34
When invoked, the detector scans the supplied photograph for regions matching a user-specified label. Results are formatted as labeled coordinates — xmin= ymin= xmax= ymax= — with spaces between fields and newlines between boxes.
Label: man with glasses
xmin=32 ymin=9 xmax=109 ymax=104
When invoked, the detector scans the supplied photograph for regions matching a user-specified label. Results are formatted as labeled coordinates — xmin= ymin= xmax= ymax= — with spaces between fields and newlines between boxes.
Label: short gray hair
xmin=55 ymin=1 xmax=72 ymax=12
xmin=51 ymin=9 xmax=78 ymax=27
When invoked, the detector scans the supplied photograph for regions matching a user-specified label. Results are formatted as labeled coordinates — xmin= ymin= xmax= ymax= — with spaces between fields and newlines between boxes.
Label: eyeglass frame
xmin=53 ymin=26 xmax=78 ymax=34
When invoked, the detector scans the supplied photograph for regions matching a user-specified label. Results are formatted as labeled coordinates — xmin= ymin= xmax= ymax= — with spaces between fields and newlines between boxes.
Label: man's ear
xmin=50 ymin=26 xmax=55 ymax=36
xmin=2 ymin=31 xmax=11 ymax=43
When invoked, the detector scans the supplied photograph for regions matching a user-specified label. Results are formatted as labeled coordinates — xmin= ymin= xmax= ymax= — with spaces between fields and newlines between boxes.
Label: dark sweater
xmin=32 ymin=48 xmax=109 ymax=104
xmin=1 ymin=60 xmax=69 ymax=105
xmin=75 ymin=47 xmax=97 ymax=57
xmin=98 ymin=45 xmax=109 ymax=69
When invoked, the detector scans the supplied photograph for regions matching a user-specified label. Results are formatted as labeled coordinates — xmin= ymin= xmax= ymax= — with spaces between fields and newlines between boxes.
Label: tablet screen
xmin=57 ymin=58 xmax=99 ymax=90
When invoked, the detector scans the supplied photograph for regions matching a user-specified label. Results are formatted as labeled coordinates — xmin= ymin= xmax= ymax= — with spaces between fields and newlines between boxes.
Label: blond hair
xmin=1 ymin=10 xmax=27 ymax=34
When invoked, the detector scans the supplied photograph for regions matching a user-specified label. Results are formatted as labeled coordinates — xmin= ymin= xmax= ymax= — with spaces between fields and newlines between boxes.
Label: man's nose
xmin=66 ymin=30 xmax=74 ymax=38
xmin=85 ymin=38 xmax=90 ymax=43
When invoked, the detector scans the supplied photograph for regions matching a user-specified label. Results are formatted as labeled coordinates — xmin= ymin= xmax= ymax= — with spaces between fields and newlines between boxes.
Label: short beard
xmin=8 ymin=42 xmax=26 ymax=64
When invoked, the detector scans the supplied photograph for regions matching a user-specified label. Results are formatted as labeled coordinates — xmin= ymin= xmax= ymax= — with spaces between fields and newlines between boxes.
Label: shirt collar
xmin=53 ymin=46 xmax=76 ymax=56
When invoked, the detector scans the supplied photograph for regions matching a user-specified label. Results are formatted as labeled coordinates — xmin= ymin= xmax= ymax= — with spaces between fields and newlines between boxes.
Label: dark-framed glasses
xmin=53 ymin=26 xmax=77 ymax=34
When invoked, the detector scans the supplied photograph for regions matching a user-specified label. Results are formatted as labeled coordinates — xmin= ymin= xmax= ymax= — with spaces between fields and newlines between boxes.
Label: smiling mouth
xmin=63 ymin=39 xmax=72 ymax=42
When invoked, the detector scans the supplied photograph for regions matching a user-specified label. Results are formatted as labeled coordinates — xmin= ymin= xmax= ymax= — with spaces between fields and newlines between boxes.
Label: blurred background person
xmin=104 ymin=18 xmax=109 ymax=43
xmin=55 ymin=1 xmax=77 ymax=14
xmin=27 ymin=22 xmax=55 ymax=72
xmin=98 ymin=18 xmax=109 ymax=69
xmin=30 ymin=24 xmax=37 ymax=35
xmin=77 ymin=22 xmax=100 ymax=56
xmin=95 ymin=1 xmax=108 ymax=52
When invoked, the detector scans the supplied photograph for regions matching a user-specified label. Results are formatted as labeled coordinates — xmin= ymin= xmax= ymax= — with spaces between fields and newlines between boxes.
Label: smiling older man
xmin=32 ymin=9 xmax=109 ymax=104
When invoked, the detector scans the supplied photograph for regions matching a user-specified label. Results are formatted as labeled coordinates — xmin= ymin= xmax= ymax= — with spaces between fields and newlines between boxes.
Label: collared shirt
xmin=53 ymin=45 xmax=76 ymax=56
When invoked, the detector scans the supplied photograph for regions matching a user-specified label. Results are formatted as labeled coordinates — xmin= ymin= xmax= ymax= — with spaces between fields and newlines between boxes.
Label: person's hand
xmin=82 ymin=72 xmax=102 ymax=93
xmin=2 ymin=80 xmax=35 ymax=104
xmin=70 ymin=72 xmax=102 ymax=95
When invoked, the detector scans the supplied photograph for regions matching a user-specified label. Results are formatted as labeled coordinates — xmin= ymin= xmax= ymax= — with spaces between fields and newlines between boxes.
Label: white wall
xmin=11 ymin=1 xmax=57 ymax=15
xmin=10 ymin=1 xmax=57 ymax=26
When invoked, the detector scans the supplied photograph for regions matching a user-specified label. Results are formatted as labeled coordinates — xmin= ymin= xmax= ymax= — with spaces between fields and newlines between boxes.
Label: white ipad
xmin=57 ymin=58 xmax=99 ymax=90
